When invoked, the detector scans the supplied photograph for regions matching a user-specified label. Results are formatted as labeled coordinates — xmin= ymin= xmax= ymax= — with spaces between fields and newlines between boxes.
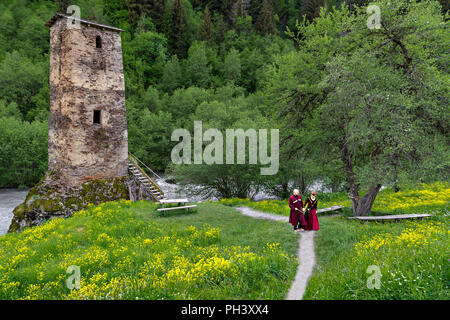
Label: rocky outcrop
xmin=8 ymin=171 xmax=130 ymax=233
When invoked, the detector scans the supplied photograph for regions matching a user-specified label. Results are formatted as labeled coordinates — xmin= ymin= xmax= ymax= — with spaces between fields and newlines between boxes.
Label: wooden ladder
xmin=128 ymin=153 xmax=165 ymax=202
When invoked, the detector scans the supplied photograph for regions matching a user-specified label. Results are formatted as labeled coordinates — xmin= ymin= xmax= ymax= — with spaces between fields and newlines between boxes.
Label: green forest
xmin=0 ymin=0 xmax=448 ymax=213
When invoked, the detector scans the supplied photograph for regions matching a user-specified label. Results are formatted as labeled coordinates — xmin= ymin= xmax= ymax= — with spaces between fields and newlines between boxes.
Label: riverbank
xmin=0 ymin=189 xmax=28 ymax=235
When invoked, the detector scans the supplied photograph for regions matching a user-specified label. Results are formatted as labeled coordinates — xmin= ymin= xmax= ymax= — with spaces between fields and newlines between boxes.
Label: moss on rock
xmin=8 ymin=172 xmax=129 ymax=233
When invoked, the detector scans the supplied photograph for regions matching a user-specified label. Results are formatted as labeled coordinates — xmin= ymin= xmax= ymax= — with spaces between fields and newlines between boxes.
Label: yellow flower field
xmin=354 ymin=221 xmax=448 ymax=255
xmin=0 ymin=200 xmax=297 ymax=300
xmin=372 ymin=182 xmax=450 ymax=212
xmin=303 ymin=214 xmax=449 ymax=299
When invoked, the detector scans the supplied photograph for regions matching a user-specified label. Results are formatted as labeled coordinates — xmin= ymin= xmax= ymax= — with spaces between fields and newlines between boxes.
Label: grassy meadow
xmin=0 ymin=182 xmax=448 ymax=300
xmin=220 ymin=182 xmax=450 ymax=217
xmin=222 ymin=182 xmax=449 ymax=300
xmin=304 ymin=216 xmax=448 ymax=299
xmin=0 ymin=201 xmax=298 ymax=300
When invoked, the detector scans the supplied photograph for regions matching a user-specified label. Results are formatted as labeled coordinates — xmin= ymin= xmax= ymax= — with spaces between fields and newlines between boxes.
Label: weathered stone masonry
xmin=48 ymin=15 xmax=128 ymax=187
xmin=8 ymin=14 xmax=133 ymax=232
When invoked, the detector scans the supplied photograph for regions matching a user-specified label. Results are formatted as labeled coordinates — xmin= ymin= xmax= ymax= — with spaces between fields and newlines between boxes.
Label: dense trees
xmin=267 ymin=0 xmax=449 ymax=214
xmin=168 ymin=0 xmax=189 ymax=57
xmin=0 ymin=114 xmax=47 ymax=188
xmin=126 ymin=0 xmax=165 ymax=28
xmin=255 ymin=0 xmax=275 ymax=35
xmin=0 ymin=0 xmax=448 ymax=205
xmin=0 ymin=52 xmax=48 ymax=122
xmin=302 ymin=0 xmax=326 ymax=21
xmin=198 ymin=6 xmax=213 ymax=42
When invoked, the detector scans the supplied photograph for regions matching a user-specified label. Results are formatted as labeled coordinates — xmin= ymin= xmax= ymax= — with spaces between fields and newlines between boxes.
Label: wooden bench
xmin=317 ymin=205 xmax=344 ymax=214
xmin=157 ymin=205 xmax=198 ymax=212
xmin=348 ymin=213 xmax=432 ymax=222
xmin=157 ymin=199 xmax=197 ymax=212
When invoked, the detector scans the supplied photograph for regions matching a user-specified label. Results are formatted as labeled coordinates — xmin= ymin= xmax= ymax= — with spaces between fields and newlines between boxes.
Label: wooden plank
xmin=157 ymin=205 xmax=197 ymax=212
xmin=350 ymin=214 xmax=432 ymax=221
xmin=317 ymin=205 xmax=344 ymax=213
xmin=159 ymin=199 xmax=188 ymax=204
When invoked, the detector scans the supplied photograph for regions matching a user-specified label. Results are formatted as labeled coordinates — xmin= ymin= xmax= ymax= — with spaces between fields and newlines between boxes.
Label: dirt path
xmin=235 ymin=207 xmax=316 ymax=300
xmin=286 ymin=230 xmax=316 ymax=300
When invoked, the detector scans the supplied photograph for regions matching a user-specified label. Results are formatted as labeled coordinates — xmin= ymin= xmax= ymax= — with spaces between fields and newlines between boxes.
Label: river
xmin=0 ymin=189 xmax=29 ymax=235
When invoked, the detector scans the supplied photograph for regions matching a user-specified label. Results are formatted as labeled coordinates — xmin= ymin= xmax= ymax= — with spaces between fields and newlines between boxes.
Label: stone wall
xmin=48 ymin=18 xmax=128 ymax=187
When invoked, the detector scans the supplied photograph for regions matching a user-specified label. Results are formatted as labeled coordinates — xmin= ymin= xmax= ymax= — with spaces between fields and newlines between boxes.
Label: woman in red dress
xmin=304 ymin=191 xmax=319 ymax=231
xmin=289 ymin=189 xmax=307 ymax=232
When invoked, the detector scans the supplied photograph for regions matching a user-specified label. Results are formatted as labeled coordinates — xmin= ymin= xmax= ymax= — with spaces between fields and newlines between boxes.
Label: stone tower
xmin=46 ymin=14 xmax=128 ymax=186
xmin=8 ymin=14 xmax=138 ymax=233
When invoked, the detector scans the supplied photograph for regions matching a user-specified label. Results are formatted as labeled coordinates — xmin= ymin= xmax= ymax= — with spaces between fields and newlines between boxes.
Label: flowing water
xmin=0 ymin=189 xmax=29 ymax=235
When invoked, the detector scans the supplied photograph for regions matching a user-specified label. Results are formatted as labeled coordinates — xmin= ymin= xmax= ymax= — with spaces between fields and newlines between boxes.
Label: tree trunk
xmin=341 ymin=144 xmax=360 ymax=208
xmin=298 ymin=172 xmax=307 ymax=195
xmin=340 ymin=144 xmax=382 ymax=216
xmin=353 ymin=184 xmax=382 ymax=216
xmin=281 ymin=182 xmax=289 ymax=199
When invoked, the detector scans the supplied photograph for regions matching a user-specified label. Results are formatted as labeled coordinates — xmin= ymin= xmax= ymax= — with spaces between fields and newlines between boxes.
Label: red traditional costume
xmin=305 ymin=196 xmax=319 ymax=231
xmin=289 ymin=194 xmax=306 ymax=230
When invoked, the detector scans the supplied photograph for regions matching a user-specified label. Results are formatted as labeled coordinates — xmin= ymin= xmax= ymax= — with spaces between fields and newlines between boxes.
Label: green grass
xmin=219 ymin=182 xmax=450 ymax=216
xmin=0 ymin=201 xmax=299 ymax=300
xmin=220 ymin=182 xmax=449 ymax=300
xmin=303 ymin=213 xmax=449 ymax=299
xmin=1 ymin=182 xmax=448 ymax=300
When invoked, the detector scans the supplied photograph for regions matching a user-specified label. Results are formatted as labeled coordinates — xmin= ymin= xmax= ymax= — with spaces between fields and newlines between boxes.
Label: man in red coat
xmin=289 ymin=189 xmax=306 ymax=232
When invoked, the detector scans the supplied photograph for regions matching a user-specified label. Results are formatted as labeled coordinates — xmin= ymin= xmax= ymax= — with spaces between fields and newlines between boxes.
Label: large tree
xmin=267 ymin=0 xmax=449 ymax=215
xmin=185 ymin=41 xmax=212 ymax=88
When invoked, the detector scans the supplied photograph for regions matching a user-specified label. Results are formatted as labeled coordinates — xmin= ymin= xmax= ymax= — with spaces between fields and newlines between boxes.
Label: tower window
xmin=96 ymin=36 xmax=102 ymax=48
xmin=93 ymin=110 xmax=101 ymax=124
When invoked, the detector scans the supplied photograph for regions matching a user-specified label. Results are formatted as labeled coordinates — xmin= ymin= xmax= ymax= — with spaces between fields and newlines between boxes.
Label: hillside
xmin=0 ymin=200 xmax=298 ymax=299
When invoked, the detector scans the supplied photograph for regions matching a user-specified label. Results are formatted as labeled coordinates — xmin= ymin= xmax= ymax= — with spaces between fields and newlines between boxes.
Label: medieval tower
xmin=46 ymin=14 xmax=129 ymax=186
xmin=8 ymin=14 xmax=164 ymax=233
